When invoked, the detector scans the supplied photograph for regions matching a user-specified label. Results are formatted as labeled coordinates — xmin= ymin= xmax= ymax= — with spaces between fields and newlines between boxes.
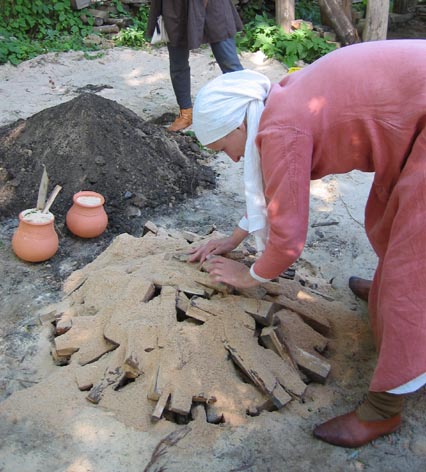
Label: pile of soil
xmin=0 ymin=93 xmax=215 ymax=236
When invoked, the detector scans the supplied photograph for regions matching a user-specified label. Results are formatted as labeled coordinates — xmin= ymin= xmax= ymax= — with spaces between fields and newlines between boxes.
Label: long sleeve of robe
xmin=253 ymin=39 xmax=426 ymax=392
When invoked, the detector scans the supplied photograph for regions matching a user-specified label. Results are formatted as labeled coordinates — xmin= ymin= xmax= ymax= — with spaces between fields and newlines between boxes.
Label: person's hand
xmin=187 ymin=236 xmax=240 ymax=265
xmin=204 ymin=256 xmax=260 ymax=289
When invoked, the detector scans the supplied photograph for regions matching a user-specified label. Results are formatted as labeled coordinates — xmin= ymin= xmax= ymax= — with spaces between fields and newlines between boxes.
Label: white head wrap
xmin=193 ymin=69 xmax=271 ymax=251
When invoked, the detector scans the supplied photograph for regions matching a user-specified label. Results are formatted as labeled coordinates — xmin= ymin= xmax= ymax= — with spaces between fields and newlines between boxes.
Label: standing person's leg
xmin=167 ymin=44 xmax=193 ymax=132
xmin=210 ymin=37 xmax=243 ymax=73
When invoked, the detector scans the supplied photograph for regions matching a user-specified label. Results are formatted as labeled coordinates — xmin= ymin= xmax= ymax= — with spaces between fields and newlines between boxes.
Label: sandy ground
xmin=1 ymin=45 xmax=425 ymax=472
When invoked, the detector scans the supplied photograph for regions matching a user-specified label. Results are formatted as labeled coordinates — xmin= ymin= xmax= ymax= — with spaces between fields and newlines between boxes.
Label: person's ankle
xmin=356 ymin=391 xmax=403 ymax=421
xmin=167 ymin=108 xmax=192 ymax=132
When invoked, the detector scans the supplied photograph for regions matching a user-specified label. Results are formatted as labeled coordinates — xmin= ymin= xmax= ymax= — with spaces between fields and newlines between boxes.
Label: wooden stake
xmin=42 ymin=185 xmax=62 ymax=213
xmin=36 ymin=166 xmax=49 ymax=210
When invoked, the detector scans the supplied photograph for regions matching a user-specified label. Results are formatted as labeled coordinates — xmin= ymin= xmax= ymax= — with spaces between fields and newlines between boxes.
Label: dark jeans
xmin=167 ymin=37 xmax=243 ymax=109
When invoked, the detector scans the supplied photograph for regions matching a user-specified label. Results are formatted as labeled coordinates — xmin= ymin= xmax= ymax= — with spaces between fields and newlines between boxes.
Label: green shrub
xmin=0 ymin=0 xmax=95 ymax=64
xmin=113 ymin=4 xmax=149 ymax=48
xmin=237 ymin=12 xmax=336 ymax=68
xmin=0 ymin=1 xmax=335 ymax=67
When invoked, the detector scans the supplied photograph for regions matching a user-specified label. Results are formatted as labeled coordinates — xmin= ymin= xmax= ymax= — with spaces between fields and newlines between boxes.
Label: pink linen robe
xmin=254 ymin=40 xmax=426 ymax=391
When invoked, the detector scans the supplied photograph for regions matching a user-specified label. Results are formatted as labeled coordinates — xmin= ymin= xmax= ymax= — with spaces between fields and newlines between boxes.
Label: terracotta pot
xmin=12 ymin=209 xmax=59 ymax=262
xmin=66 ymin=191 xmax=108 ymax=238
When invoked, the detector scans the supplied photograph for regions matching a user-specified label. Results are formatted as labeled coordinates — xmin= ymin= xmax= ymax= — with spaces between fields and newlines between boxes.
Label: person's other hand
xmin=204 ymin=256 xmax=259 ymax=289
xmin=187 ymin=236 xmax=240 ymax=264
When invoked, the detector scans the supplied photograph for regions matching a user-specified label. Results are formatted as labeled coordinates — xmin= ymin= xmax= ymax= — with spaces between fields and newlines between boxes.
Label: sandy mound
xmin=25 ymin=227 xmax=366 ymax=432
xmin=0 ymin=93 xmax=215 ymax=234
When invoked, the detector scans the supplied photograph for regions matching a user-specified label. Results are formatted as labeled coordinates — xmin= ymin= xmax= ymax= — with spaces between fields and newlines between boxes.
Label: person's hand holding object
xmin=203 ymin=256 xmax=260 ymax=289
xmin=187 ymin=227 xmax=248 ymax=264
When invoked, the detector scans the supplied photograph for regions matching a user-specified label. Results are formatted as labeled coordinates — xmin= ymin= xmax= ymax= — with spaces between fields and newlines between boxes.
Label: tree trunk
xmin=393 ymin=0 xmax=418 ymax=14
xmin=320 ymin=0 xmax=352 ymax=25
xmin=318 ymin=0 xmax=360 ymax=45
xmin=276 ymin=0 xmax=295 ymax=33
xmin=363 ymin=0 xmax=390 ymax=41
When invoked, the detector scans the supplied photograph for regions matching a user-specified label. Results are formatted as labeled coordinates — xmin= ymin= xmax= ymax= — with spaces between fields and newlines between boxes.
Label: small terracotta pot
xmin=66 ymin=191 xmax=108 ymax=238
xmin=12 ymin=209 xmax=59 ymax=262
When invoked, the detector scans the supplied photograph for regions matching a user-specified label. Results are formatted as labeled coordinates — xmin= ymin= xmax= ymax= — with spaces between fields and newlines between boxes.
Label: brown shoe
xmin=167 ymin=108 xmax=192 ymax=132
xmin=313 ymin=411 xmax=401 ymax=448
xmin=348 ymin=276 xmax=372 ymax=301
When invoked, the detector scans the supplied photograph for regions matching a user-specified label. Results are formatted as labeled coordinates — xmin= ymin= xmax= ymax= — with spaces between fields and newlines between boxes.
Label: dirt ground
xmin=1 ymin=21 xmax=426 ymax=472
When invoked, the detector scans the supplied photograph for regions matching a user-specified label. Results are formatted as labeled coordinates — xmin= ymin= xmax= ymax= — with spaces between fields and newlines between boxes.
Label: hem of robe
xmin=386 ymin=372 xmax=426 ymax=395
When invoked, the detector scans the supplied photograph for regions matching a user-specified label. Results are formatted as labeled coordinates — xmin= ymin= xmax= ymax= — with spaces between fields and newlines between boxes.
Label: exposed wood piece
xmin=151 ymin=389 xmax=171 ymax=421
xmin=75 ymin=363 xmax=102 ymax=391
xmin=38 ymin=299 xmax=74 ymax=324
xmin=176 ymin=291 xmax=189 ymax=313
xmin=50 ymin=347 xmax=69 ymax=366
xmin=194 ymin=276 xmax=232 ymax=295
xmin=180 ymin=286 xmax=206 ymax=298
xmin=181 ymin=230 xmax=202 ymax=243
xmin=291 ymin=346 xmax=331 ymax=384
xmin=123 ymin=352 xmax=141 ymax=378
xmin=274 ymin=309 xmax=329 ymax=355
xmin=63 ymin=274 xmax=88 ymax=297
xmin=54 ymin=336 xmax=79 ymax=357
xmin=188 ymin=296 xmax=224 ymax=316
xmin=273 ymin=309 xmax=331 ymax=383
xmin=185 ymin=304 xmax=209 ymax=323
xmin=307 ymin=288 xmax=335 ymax=302
xmin=54 ymin=314 xmax=116 ymax=365
xmin=262 ymin=281 xmax=293 ymax=297
xmin=169 ymin=390 xmax=193 ymax=416
xmin=192 ymin=392 xmax=216 ymax=403
xmin=143 ymin=220 xmax=158 ymax=236
xmin=238 ymin=298 xmax=276 ymax=326
xmin=55 ymin=316 xmax=72 ymax=336
xmin=147 ymin=366 xmax=161 ymax=401
xmin=224 ymin=341 xmax=292 ymax=409
xmin=93 ymin=25 xmax=120 ymax=34
xmin=270 ymin=293 xmax=331 ymax=335
xmin=205 ymin=404 xmax=224 ymax=424
xmin=237 ymin=285 xmax=268 ymax=300
xmin=261 ymin=344 xmax=307 ymax=398
xmin=191 ymin=404 xmax=207 ymax=422
xmin=259 ymin=326 xmax=298 ymax=370
xmin=141 ymin=281 xmax=157 ymax=303
xmin=86 ymin=367 xmax=126 ymax=404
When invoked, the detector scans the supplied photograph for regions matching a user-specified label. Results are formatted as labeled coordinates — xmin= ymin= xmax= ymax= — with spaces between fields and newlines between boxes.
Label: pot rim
xmin=19 ymin=208 xmax=55 ymax=225
xmin=73 ymin=191 xmax=105 ymax=207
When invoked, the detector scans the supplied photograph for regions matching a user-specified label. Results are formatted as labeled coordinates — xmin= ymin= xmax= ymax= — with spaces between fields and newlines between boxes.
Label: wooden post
xmin=362 ymin=0 xmax=390 ymax=41
xmin=318 ymin=0 xmax=360 ymax=45
xmin=276 ymin=0 xmax=295 ymax=33
xmin=320 ymin=0 xmax=352 ymax=25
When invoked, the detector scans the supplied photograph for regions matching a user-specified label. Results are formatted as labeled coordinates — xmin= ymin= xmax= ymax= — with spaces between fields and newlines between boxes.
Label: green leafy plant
xmin=237 ymin=12 xmax=336 ymax=68
xmin=113 ymin=4 xmax=149 ymax=48
xmin=0 ymin=0 xmax=95 ymax=64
